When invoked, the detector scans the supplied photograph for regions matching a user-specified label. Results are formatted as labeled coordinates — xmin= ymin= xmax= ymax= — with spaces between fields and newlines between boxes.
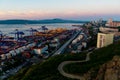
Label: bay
xmin=0 ymin=23 xmax=83 ymax=37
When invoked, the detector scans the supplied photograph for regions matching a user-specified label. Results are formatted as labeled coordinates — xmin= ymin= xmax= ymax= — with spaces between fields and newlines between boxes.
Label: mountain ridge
xmin=0 ymin=18 xmax=88 ymax=24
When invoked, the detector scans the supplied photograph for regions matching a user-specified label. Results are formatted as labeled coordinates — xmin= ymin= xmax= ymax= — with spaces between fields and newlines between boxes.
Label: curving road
xmin=58 ymin=52 xmax=92 ymax=80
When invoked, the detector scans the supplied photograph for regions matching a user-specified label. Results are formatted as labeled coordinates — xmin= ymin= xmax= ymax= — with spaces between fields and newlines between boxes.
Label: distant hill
xmin=0 ymin=18 xmax=88 ymax=24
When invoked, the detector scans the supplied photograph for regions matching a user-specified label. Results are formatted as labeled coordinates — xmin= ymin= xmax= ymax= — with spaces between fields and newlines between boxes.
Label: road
xmin=0 ymin=62 xmax=27 ymax=80
xmin=52 ymin=30 xmax=80 ymax=56
xmin=0 ymin=30 xmax=80 ymax=79
xmin=58 ymin=52 xmax=92 ymax=80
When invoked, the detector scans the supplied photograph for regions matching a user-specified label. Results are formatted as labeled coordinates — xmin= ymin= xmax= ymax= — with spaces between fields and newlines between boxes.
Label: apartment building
xmin=97 ymin=33 xmax=114 ymax=48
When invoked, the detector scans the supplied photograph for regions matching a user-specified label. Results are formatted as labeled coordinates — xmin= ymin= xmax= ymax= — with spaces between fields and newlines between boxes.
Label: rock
xmin=96 ymin=55 xmax=120 ymax=80
xmin=84 ymin=55 xmax=120 ymax=80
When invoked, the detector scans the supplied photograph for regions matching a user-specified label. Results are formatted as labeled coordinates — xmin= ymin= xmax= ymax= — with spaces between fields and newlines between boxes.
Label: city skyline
xmin=0 ymin=0 xmax=120 ymax=20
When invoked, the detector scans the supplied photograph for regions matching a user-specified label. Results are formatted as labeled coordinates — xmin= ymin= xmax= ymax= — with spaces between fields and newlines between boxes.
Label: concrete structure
xmin=77 ymin=35 xmax=83 ymax=40
xmin=72 ymin=39 xmax=78 ymax=44
xmin=99 ymin=27 xmax=120 ymax=37
xmin=6 ymin=53 xmax=12 ymax=59
xmin=82 ymin=42 xmax=87 ymax=48
xmin=97 ymin=33 xmax=114 ymax=48
xmin=77 ymin=45 xmax=83 ymax=50
xmin=106 ymin=19 xmax=120 ymax=27
xmin=0 ymin=54 xmax=6 ymax=60
xmin=99 ymin=27 xmax=119 ymax=32
xmin=49 ymin=39 xmax=60 ymax=48
xmin=9 ymin=50 xmax=16 ymax=56
xmin=72 ymin=34 xmax=83 ymax=44
xmin=49 ymin=42 xmax=60 ymax=48
xmin=33 ymin=46 xmax=48 ymax=55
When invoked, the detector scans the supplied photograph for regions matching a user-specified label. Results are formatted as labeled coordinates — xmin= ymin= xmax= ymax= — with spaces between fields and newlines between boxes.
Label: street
xmin=52 ymin=30 xmax=80 ymax=56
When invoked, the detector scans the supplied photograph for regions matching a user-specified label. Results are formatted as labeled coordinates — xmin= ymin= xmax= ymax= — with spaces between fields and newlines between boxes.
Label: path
xmin=58 ymin=52 xmax=92 ymax=80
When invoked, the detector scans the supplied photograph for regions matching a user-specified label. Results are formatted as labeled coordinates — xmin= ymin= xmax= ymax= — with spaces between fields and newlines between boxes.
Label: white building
xmin=106 ymin=18 xmax=120 ymax=27
xmin=6 ymin=53 xmax=12 ymax=59
xmin=97 ymin=33 xmax=114 ymax=48
xmin=82 ymin=42 xmax=87 ymax=48
xmin=34 ymin=46 xmax=48 ymax=55
xmin=99 ymin=27 xmax=119 ymax=32
xmin=77 ymin=45 xmax=83 ymax=50
xmin=49 ymin=42 xmax=60 ymax=47
xmin=0 ymin=54 xmax=6 ymax=60
xmin=72 ymin=34 xmax=83 ymax=45
xmin=9 ymin=50 xmax=16 ymax=56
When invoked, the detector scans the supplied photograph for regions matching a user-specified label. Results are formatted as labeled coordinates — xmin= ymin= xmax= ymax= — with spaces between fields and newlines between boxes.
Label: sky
xmin=0 ymin=0 xmax=120 ymax=21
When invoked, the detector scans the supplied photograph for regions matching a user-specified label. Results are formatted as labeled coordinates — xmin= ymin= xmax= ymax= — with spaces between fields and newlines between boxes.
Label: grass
xmin=63 ymin=41 xmax=120 ymax=78
xmin=9 ymin=41 xmax=120 ymax=80
xmin=8 ymin=52 xmax=87 ymax=80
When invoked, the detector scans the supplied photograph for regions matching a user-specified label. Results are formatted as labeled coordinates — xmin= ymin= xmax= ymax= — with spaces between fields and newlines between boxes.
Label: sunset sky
xmin=0 ymin=0 xmax=120 ymax=20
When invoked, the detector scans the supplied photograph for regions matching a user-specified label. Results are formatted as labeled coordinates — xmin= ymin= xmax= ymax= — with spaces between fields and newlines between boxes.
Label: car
xmin=6 ymin=70 xmax=10 ymax=73
xmin=88 ymin=47 xmax=95 ymax=52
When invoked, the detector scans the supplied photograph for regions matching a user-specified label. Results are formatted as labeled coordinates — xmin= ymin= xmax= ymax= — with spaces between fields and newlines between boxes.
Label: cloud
xmin=0 ymin=10 xmax=120 ymax=20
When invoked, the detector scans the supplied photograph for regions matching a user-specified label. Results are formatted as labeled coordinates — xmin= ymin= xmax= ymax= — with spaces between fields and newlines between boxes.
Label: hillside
xmin=9 ymin=41 xmax=120 ymax=80
xmin=95 ymin=55 xmax=120 ymax=80
xmin=0 ymin=19 xmax=88 ymax=24
xmin=63 ymin=41 xmax=120 ymax=80
xmin=8 ymin=53 xmax=87 ymax=80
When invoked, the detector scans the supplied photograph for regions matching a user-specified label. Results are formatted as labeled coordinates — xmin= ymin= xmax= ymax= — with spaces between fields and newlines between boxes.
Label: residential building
xmin=99 ymin=27 xmax=119 ymax=32
xmin=97 ymin=33 xmax=114 ymax=48
xmin=106 ymin=18 xmax=120 ymax=27
xmin=82 ymin=42 xmax=87 ymax=48
xmin=33 ymin=46 xmax=48 ymax=55
xmin=49 ymin=41 xmax=60 ymax=48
